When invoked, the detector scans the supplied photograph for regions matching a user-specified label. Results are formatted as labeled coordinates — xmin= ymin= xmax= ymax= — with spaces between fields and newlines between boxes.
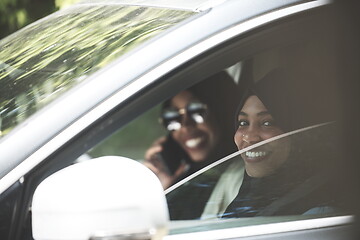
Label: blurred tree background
xmin=0 ymin=0 xmax=80 ymax=39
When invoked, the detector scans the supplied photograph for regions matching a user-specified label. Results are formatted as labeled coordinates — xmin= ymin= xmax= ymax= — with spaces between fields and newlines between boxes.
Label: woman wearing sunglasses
xmin=144 ymin=71 xmax=238 ymax=190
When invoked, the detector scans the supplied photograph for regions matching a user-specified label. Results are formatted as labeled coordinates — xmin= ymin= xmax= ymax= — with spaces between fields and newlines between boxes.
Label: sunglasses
xmin=160 ymin=102 xmax=208 ymax=131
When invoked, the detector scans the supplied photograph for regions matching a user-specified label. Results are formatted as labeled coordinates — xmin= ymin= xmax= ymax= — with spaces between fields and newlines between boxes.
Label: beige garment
xmin=201 ymin=158 xmax=245 ymax=219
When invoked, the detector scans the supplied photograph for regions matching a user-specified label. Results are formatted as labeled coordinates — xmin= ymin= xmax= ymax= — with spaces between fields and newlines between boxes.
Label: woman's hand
xmin=144 ymin=137 xmax=188 ymax=189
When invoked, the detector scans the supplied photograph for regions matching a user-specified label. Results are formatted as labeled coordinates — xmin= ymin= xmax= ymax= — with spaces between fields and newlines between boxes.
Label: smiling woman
xmin=222 ymin=69 xmax=344 ymax=218
xmin=144 ymin=71 xmax=238 ymax=191
xmin=235 ymin=94 xmax=291 ymax=178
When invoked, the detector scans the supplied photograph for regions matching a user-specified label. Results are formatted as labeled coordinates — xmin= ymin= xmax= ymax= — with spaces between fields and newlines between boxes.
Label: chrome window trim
xmin=164 ymin=215 xmax=354 ymax=240
xmin=0 ymin=0 xmax=331 ymax=194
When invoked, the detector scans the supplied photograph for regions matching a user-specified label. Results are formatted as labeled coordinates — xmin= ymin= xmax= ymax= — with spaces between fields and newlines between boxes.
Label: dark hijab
xmin=234 ymin=69 xmax=325 ymax=132
xmin=188 ymin=71 xmax=239 ymax=161
xmin=223 ymin=69 xmax=343 ymax=218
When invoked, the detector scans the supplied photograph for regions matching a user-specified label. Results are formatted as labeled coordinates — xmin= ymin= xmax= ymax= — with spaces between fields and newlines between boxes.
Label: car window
xmin=88 ymin=68 xmax=239 ymax=169
xmin=89 ymin=105 xmax=167 ymax=160
xmin=82 ymin=4 xmax=351 ymax=232
xmin=166 ymin=123 xmax=346 ymax=222
xmin=160 ymin=25 xmax=350 ymax=232
xmin=0 ymin=4 xmax=196 ymax=138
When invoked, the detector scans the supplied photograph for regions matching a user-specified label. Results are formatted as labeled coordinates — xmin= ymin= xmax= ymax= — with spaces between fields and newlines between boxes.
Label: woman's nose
xmin=238 ymin=127 xmax=262 ymax=146
xmin=242 ymin=132 xmax=261 ymax=144
xmin=180 ymin=113 xmax=196 ymax=129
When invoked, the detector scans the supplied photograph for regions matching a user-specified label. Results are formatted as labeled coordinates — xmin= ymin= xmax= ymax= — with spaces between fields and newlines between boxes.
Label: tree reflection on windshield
xmin=0 ymin=5 xmax=195 ymax=137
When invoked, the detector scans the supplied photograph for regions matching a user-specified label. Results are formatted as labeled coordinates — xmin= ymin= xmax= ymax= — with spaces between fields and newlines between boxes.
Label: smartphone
xmin=156 ymin=134 xmax=189 ymax=176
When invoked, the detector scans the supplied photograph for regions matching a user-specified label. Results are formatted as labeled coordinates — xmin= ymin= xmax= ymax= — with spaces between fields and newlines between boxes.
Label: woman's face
xmin=234 ymin=95 xmax=291 ymax=177
xmin=170 ymin=91 xmax=219 ymax=162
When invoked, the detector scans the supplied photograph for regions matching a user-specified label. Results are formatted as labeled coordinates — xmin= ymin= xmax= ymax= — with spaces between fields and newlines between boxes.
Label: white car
xmin=0 ymin=0 xmax=359 ymax=239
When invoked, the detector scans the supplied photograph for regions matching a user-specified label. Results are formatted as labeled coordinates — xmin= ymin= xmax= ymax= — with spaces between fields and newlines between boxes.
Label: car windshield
xmin=0 ymin=3 xmax=195 ymax=138
xmin=165 ymin=122 xmax=346 ymax=228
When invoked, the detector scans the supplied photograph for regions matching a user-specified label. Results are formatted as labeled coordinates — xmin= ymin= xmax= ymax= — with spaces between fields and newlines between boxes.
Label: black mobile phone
xmin=156 ymin=134 xmax=188 ymax=176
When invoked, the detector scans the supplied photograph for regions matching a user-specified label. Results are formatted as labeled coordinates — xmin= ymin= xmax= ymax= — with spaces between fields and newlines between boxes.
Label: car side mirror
xmin=32 ymin=156 xmax=169 ymax=240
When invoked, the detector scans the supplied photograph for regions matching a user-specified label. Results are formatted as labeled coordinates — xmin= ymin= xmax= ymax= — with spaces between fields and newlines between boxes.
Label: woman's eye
xmin=263 ymin=120 xmax=274 ymax=126
xmin=238 ymin=120 xmax=248 ymax=127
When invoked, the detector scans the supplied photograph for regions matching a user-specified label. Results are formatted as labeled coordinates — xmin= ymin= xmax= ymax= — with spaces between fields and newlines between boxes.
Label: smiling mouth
xmin=245 ymin=151 xmax=268 ymax=158
xmin=242 ymin=150 xmax=271 ymax=163
xmin=185 ymin=137 xmax=203 ymax=149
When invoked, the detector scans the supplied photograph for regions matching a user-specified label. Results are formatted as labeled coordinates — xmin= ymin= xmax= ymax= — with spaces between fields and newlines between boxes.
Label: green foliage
xmin=55 ymin=0 xmax=81 ymax=9
xmin=89 ymin=105 xmax=167 ymax=160
xmin=0 ymin=0 xmax=81 ymax=39
xmin=0 ymin=0 xmax=57 ymax=39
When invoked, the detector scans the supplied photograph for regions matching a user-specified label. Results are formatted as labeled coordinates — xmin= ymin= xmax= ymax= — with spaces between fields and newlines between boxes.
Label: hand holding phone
xmin=144 ymin=135 xmax=190 ymax=188
xmin=156 ymin=134 xmax=189 ymax=176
